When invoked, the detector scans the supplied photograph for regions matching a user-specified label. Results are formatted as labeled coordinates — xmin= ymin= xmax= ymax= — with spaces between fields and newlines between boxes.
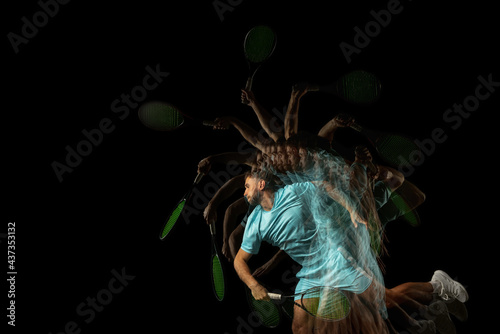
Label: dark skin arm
xmin=241 ymin=89 xmax=284 ymax=142
xmin=213 ymin=116 xmax=268 ymax=151
xmin=284 ymin=83 xmax=310 ymax=139
xmin=222 ymin=199 xmax=248 ymax=261
xmin=252 ymin=249 xmax=290 ymax=278
xmin=203 ymin=174 xmax=246 ymax=225
xmin=317 ymin=113 xmax=355 ymax=144
xmin=197 ymin=151 xmax=257 ymax=175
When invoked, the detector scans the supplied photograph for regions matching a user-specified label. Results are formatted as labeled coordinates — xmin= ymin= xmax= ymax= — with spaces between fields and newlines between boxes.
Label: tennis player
xmin=234 ymin=159 xmax=389 ymax=333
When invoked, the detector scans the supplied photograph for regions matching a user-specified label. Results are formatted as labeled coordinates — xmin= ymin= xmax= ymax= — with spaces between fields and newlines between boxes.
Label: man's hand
xmin=203 ymin=201 xmax=217 ymax=225
xmin=250 ymin=283 xmax=270 ymax=301
xmin=198 ymin=157 xmax=212 ymax=175
xmin=291 ymin=82 xmax=311 ymax=99
xmin=212 ymin=117 xmax=231 ymax=130
xmin=349 ymin=208 xmax=369 ymax=228
xmin=332 ymin=113 xmax=355 ymax=128
xmin=354 ymin=145 xmax=379 ymax=179
xmin=241 ymin=89 xmax=256 ymax=106
xmin=252 ymin=260 xmax=273 ymax=278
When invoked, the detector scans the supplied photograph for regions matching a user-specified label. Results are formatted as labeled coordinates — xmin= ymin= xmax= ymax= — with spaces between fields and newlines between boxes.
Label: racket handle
xmin=241 ymin=77 xmax=253 ymax=104
xmin=349 ymin=122 xmax=363 ymax=132
xmin=308 ymin=84 xmax=320 ymax=92
xmin=194 ymin=173 xmax=204 ymax=185
xmin=267 ymin=292 xmax=282 ymax=300
xmin=203 ymin=120 xmax=215 ymax=127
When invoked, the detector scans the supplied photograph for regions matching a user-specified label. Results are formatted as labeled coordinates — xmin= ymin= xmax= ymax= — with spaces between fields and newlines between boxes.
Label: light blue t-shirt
xmin=241 ymin=182 xmax=378 ymax=296
xmin=241 ymin=182 xmax=321 ymax=263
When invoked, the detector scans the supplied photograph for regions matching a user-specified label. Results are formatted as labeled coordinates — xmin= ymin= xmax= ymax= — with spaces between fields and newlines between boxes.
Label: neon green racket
xmin=209 ymin=222 xmax=225 ymax=301
xmin=268 ymin=286 xmax=351 ymax=321
xmin=310 ymin=70 xmax=382 ymax=105
xmin=245 ymin=286 xmax=281 ymax=328
xmin=349 ymin=121 xmax=422 ymax=169
xmin=138 ymin=101 xmax=214 ymax=131
xmin=159 ymin=173 xmax=204 ymax=240
xmin=242 ymin=25 xmax=277 ymax=104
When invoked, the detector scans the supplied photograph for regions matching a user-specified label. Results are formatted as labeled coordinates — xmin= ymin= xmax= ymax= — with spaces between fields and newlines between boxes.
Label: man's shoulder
xmin=285 ymin=181 xmax=315 ymax=194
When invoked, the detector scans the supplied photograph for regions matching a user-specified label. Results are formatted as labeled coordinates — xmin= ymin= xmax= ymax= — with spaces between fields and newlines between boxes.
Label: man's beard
xmin=245 ymin=190 xmax=262 ymax=206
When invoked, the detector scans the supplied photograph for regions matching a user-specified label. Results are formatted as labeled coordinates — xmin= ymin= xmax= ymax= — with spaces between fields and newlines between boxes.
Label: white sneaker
xmin=431 ymin=270 xmax=469 ymax=303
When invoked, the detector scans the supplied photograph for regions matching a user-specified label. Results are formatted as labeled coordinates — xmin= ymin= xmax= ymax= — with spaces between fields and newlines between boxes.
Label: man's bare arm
xmin=234 ymin=249 xmax=270 ymax=301
xmin=213 ymin=116 xmax=268 ymax=151
xmin=241 ymin=89 xmax=284 ymax=142
xmin=197 ymin=151 xmax=257 ymax=175
xmin=317 ymin=113 xmax=354 ymax=144
xmin=284 ymin=84 xmax=310 ymax=139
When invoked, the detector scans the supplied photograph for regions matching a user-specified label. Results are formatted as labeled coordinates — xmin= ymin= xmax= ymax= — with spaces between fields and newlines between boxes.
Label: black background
xmin=4 ymin=0 xmax=498 ymax=333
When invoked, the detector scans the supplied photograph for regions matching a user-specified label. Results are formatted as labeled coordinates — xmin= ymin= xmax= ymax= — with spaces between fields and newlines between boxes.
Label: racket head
xmin=401 ymin=208 xmax=420 ymax=227
xmin=387 ymin=191 xmax=421 ymax=227
xmin=336 ymin=70 xmax=382 ymax=105
xmin=300 ymin=287 xmax=351 ymax=321
xmin=245 ymin=287 xmax=281 ymax=328
xmin=159 ymin=197 xmax=186 ymax=240
xmin=244 ymin=25 xmax=277 ymax=64
xmin=138 ymin=101 xmax=185 ymax=131
xmin=316 ymin=70 xmax=382 ymax=105
xmin=375 ymin=133 xmax=422 ymax=168
xmin=210 ymin=242 xmax=225 ymax=301
xmin=159 ymin=173 xmax=205 ymax=240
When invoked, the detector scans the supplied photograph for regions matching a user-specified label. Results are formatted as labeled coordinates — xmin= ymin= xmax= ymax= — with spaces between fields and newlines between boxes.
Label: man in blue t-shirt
xmin=233 ymin=168 xmax=388 ymax=333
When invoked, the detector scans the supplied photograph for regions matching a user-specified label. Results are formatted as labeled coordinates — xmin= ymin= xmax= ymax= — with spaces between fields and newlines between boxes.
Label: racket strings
xmin=211 ymin=255 xmax=225 ymax=301
xmin=340 ymin=71 xmax=381 ymax=104
xmin=244 ymin=26 xmax=276 ymax=63
xmin=376 ymin=135 xmax=420 ymax=166
xmin=139 ymin=102 xmax=185 ymax=131
xmin=302 ymin=289 xmax=350 ymax=321
xmin=160 ymin=200 xmax=186 ymax=239
xmin=246 ymin=289 xmax=281 ymax=328
xmin=168 ymin=109 xmax=184 ymax=128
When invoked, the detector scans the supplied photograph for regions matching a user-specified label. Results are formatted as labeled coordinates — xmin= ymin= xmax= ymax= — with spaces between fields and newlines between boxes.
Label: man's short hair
xmin=244 ymin=168 xmax=283 ymax=192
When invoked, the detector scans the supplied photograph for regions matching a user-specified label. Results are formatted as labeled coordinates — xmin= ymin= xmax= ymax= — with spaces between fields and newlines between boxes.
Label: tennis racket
xmin=349 ymin=122 xmax=422 ymax=169
xmin=389 ymin=180 xmax=423 ymax=227
xmin=268 ymin=286 xmax=351 ymax=321
xmin=245 ymin=286 xmax=281 ymax=328
xmin=138 ymin=101 xmax=215 ymax=131
xmin=209 ymin=222 xmax=225 ymax=301
xmin=241 ymin=25 xmax=277 ymax=104
xmin=159 ymin=173 xmax=204 ymax=240
xmin=309 ymin=70 xmax=382 ymax=105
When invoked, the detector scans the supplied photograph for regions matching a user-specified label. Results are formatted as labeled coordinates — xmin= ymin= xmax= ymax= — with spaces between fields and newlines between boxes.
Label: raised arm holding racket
xmin=212 ymin=116 xmax=271 ymax=151
xmin=241 ymin=89 xmax=284 ymax=142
